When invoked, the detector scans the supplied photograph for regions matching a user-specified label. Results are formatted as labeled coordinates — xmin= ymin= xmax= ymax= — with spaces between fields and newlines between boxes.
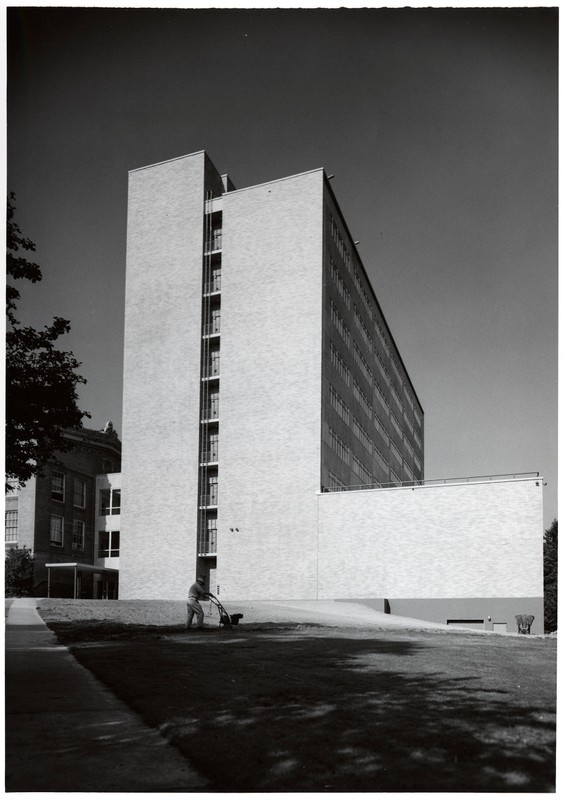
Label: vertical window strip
xmin=352 ymin=454 xmax=372 ymax=484
xmin=352 ymin=341 xmax=373 ymax=384
xmin=329 ymin=427 xmax=349 ymax=464
xmin=354 ymin=305 xmax=373 ymax=351
xmin=353 ymin=416 xmax=373 ymax=453
xmin=353 ymin=380 xmax=372 ymax=419
xmin=330 ymin=385 xmax=350 ymax=424
xmin=51 ymin=471 xmax=65 ymax=501
xmin=330 ymin=342 xmax=351 ymax=386
xmin=330 ymin=301 xmax=350 ymax=346
xmin=331 ymin=259 xmax=350 ymax=308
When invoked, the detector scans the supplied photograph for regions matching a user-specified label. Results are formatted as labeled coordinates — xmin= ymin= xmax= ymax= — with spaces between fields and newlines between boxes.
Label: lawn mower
xmin=206 ymin=593 xmax=243 ymax=628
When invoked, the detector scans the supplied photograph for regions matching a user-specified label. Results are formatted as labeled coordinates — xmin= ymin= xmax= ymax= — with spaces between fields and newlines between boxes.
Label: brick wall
xmin=120 ymin=152 xmax=211 ymax=599
xmin=217 ymin=170 xmax=325 ymax=600
xmin=317 ymin=477 xmax=543 ymax=600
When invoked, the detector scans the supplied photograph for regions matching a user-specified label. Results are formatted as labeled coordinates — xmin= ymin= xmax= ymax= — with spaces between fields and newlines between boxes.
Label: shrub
xmin=5 ymin=546 xmax=35 ymax=597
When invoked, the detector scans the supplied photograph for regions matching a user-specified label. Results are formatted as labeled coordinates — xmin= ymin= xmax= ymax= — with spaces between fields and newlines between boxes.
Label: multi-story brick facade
xmin=5 ymin=425 xmax=121 ymax=597
xmin=119 ymin=151 xmax=543 ymax=632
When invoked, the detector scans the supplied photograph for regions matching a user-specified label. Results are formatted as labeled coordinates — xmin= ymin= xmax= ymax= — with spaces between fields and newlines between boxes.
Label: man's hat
xmin=196 ymin=577 xmax=205 ymax=584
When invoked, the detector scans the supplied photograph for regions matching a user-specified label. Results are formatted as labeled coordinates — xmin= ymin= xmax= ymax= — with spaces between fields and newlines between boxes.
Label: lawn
xmin=50 ymin=622 xmax=556 ymax=793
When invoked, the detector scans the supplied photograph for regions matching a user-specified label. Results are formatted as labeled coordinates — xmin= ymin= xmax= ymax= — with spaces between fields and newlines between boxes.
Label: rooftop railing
xmin=322 ymin=472 xmax=540 ymax=493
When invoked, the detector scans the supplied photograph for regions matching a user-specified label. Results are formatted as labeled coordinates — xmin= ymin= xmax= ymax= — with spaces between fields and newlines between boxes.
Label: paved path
xmin=5 ymin=597 xmax=207 ymax=792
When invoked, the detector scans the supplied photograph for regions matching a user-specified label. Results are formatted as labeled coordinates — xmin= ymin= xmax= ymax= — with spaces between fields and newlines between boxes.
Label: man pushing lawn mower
xmin=186 ymin=576 xmax=209 ymax=629
xmin=186 ymin=576 xmax=244 ymax=630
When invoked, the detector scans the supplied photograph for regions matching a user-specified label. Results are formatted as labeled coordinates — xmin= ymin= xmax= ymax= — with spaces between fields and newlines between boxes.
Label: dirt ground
xmin=41 ymin=601 xmax=556 ymax=793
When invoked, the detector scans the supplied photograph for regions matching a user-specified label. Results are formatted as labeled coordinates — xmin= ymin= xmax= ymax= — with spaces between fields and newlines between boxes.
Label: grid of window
xmin=390 ymin=468 xmax=401 ymax=484
xmin=72 ymin=520 xmax=85 ymax=550
xmin=374 ymin=447 xmax=389 ymax=475
xmin=100 ymin=489 xmax=121 ymax=516
xmin=374 ymin=414 xmax=389 ymax=443
xmin=50 ymin=514 xmax=64 ymax=546
xmin=352 ymin=342 xmax=373 ymax=384
xmin=352 ymin=454 xmax=372 ymax=484
xmin=51 ymin=471 xmax=65 ymax=502
xmin=390 ymin=412 xmax=403 ymax=437
xmin=374 ymin=382 xmax=389 ymax=412
xmin=404 ymin=463 xmax=415 ymax=481
xmin=98 ymin=530 xmax=120 ymax=558
xmin=390 ymin=440 xmax=402 ymax=463
xmin=329 ymin=427 xmax=349 ymax=464
xmin=5 ymin=510 xmax=17 ymax=543
xmin=375 ymin=321 xmax=390 ymax=355
xmin=391 ymin=383 xmax=403 ymax=409
xmin=353 ymin=380 xmax=372 ymax=419
xmin=331 ymin=259 xmax=350 ymax=308
xmin=414 ymin=455 xmax=422 ymax=472
xmin=391 ymin=356 xmax=403 ymax=385
xmin=404 ymin=438 xmax=415 ymax=459
xmin=330 ymin=216 xmax=351 ymax=271
xmin=327 ymin=471 xmax=346 ymax=489
xmin=353 ymin=270 xmax=373 ymax=319
xmin=414 ymin=408 xmax=423 ymax=428
xmin=73 ymin=478 xmax=86 ymax=508
xmin=403 ymin=412 xmax=414 ymax=435
xmin=354 ymin=306 xmax=373 ymax=351
xmin=330 ymin=386 xmax=349 ymax=424
xmin=375 ymin=351 xmax=390 ymax=385
xmin=413 ymin=430 xmax=422 ymax=448
xmin=330 ymin=301 xmax=350 ymax=346
xmin=330 ymin=343 xmax=350 ymax=386
xmin=352 ymin=417 xmax=372 ymax=453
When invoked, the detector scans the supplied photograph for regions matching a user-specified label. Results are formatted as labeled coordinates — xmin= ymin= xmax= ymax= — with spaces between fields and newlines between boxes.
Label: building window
xmin=98 ymin=530 xmax=120 ymax=558
xmin=352 ymin=416 xmax=372 ymax=453
xmin=51 ymin=471 xmax=65 ymax=502
xmin=330 ymin=385 xmax=349 ymax=424
xmin=327 ymin=471 xmax=346 ymax=489
xmin=330 ymin=342 xmax=350 ymax=386
xmin=331 ymin=258 xmax=350 ymax=308
xmin=99 ymin=488 xmax=121 ymax=516
xmin=330 ymin=301 xmax=350 ymax=347
xmin=353 ymin=380 xmax=372 ymax=420
xmin=352 ymin=341 xmax=373 ymax=385
xmin=329 ymin=427 xmax=349 ymax=464
xmin=72 ymin=520 xmax=85 ymax=550
xmin=50 ymin=515 xmax=64 ymax=546
xmin=73 ymin=478 xmax=87 ymax=508
xmin=352 ymin=454 xmax=372 ymax=485
xmin=5 ymin=510 xmax=18 ymax=543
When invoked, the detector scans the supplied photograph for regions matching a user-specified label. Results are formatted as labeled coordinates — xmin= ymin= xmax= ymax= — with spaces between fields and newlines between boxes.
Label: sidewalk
xmin=5 ymin=597 xmax=207 ymax=792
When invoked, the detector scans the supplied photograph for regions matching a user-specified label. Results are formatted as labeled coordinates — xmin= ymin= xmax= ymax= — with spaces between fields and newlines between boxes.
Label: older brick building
xmin=5 ymin=425 xmax=121 ymax=597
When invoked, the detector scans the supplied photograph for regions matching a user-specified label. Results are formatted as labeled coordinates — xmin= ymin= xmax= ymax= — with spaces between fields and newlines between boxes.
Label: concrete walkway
xmin=5 ymin=597 xmax=207 ymax=792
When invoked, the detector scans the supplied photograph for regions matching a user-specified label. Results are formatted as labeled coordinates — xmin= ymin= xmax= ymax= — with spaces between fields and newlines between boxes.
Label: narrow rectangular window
xmin=51 ymin=471 xmax=65 ymax=502
xmin=98 ymin=530 xmax=120 ymax=558
xmin=50 ymin=515 xmax=64 ymax=546
xmin=72 ymin=520 xmax=85 ymax=550
xmin=73 ymin=478 xmax=86 ymax=508
xmin=5 ymin=510 xmax=18 ymax=543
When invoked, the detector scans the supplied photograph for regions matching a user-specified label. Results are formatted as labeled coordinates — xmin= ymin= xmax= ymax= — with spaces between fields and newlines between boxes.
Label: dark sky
xmin=7 ymin=7 xmax=558 ymax=525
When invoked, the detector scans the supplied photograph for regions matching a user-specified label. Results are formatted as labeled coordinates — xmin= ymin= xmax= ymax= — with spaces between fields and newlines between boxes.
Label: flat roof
xmin=45 ymin=563 xmax=119 ymax=574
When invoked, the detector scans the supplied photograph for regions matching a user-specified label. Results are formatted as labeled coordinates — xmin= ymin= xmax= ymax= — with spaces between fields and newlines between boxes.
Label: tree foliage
xmin=5 ymin=546 xmax=35 ymax=597
xmin=543 ymin=518 xmax=557 ymax=633
xmin=6 ymin=193 xmax=90 ymax=487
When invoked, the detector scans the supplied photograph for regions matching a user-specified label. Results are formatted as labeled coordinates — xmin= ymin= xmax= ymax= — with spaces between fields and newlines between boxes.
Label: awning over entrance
xmin=45 ymin=562 xmax=119 ymax=599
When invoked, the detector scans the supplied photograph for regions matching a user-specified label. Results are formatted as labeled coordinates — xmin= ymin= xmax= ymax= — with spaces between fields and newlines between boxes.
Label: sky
xmin=7 ymin=5 xmax=558 ymax=527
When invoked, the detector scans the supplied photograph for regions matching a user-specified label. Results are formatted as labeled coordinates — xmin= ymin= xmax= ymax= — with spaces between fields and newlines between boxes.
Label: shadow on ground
xmin=50 ymin=624 xmax=556 ymax=792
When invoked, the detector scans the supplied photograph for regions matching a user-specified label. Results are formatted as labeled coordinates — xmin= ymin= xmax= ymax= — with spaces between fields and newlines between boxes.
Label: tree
xmin=5 ymin=546 xmax=35 ymax=597
xmin=543 ymin=519 xmax=557 ymax=633
xmin=6 ymin=194 xmax=90 ymax=488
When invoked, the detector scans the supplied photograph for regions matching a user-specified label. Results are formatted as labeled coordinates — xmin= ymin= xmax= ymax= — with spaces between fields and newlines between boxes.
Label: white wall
xmin=317 ymin=477 xmax=544 ymax=600
xmin=120 ymin=153 xmax=206 ymax=599
xmin=217 ymin=170 xmax=325 ymax=600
